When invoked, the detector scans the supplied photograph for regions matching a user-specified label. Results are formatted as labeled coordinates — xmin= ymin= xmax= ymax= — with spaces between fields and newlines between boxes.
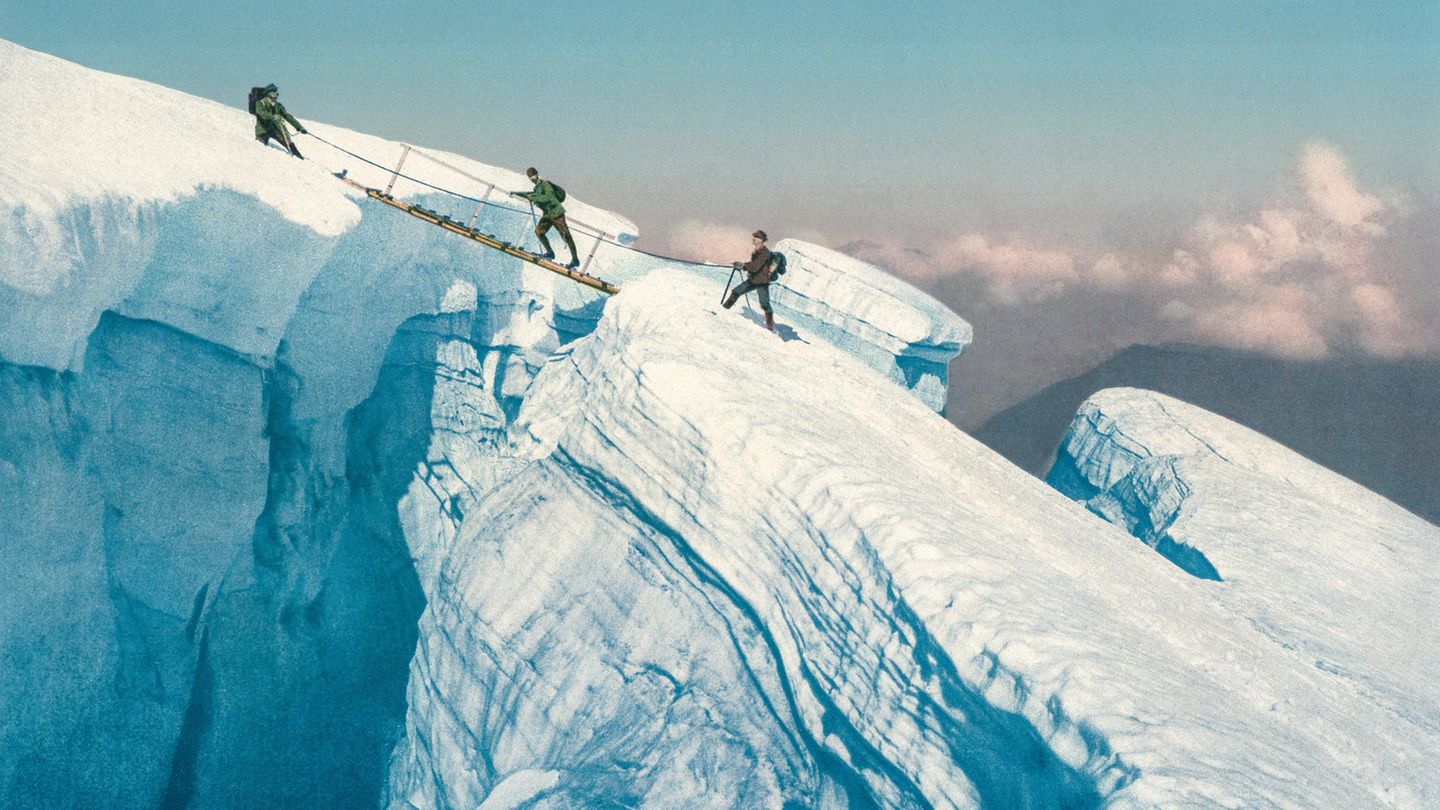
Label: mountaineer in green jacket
xmin=511 ymin=167 xmax=580 ymax=269
xmin=251 ymin=84 xmax=307 ymax=159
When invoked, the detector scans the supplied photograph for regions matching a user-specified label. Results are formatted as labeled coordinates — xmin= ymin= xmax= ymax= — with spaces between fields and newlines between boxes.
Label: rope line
xmin=308 ymin=133 xmax=517 ymax=209
xmin=306 ymin=133 xmax=728 ymax=269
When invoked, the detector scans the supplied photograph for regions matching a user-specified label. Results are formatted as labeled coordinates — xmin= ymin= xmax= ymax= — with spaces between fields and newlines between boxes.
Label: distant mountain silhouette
xmin=973 ymin=344 xmax=1440 ymax=525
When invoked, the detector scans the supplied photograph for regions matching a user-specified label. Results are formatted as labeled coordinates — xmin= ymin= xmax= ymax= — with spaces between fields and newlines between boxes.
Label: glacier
xmin=3 ymin=37 xmax=1438 ymax=810
xmin=0 ymin=39 xmax=964 ymax=808
xmin=1050 ymin=389 xmax=1440 ymax=754
xmin=382 ymin=272 xmax=1440 ymax=809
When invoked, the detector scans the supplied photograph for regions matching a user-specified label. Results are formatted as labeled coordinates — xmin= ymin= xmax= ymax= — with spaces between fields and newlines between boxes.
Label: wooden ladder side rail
xmin=339 ymin=177 xmax=620 ymax=295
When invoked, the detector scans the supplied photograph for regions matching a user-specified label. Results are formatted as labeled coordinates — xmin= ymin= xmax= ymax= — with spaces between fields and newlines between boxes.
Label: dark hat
xmin=525 ymin=167 xmax=539 ymax=177
xmin=263 ymin=83 xmax=278 ymax=93
xmin=752 ymin=230 xmax=768 ymax=241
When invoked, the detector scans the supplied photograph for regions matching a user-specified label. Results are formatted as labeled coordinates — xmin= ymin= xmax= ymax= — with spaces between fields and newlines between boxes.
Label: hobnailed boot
xmin=722 ymin=291 xmax=738 ymax=309
xmin=765 ymin=312 xmax=775 ymax=332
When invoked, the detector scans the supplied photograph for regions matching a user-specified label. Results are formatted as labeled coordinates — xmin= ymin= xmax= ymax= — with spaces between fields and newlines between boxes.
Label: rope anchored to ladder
xmin=305 ymin=132 xmax=728 ymax=272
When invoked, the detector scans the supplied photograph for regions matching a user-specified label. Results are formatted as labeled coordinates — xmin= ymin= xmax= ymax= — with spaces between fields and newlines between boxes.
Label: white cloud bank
xmin=665 ymin=220 xmax=756 ymax=264
xmin=850 ymin=142 xmax=1435 ymax=362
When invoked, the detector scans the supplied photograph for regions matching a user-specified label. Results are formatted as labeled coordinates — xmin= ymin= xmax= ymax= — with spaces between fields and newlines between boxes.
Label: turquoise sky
xmin=5 ymin=1 xmax=1437 ymax=248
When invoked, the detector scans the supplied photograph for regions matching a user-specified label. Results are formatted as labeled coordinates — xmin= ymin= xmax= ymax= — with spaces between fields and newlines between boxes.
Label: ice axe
xmin=721 ymin=262 xmax=739 ymax=305
xmin=276 ymin=127 xmax=305 ymax=159
xmin=508 ymin=191 xmax=541 ymax=251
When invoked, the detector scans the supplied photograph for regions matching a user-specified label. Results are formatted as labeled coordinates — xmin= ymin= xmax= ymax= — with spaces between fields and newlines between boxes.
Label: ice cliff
xmin=1050 ymin=388 xmax=1440 ymax=757
xmin=2 ymin=38 xmax=1436 ymax=810
xmin=382 ymin=273 xmax=1439 ymax=809
xmin=0 ymin=39 xmax=962 ymax=807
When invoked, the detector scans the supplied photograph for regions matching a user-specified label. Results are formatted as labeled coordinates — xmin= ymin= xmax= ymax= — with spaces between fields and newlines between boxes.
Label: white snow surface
xmin=774 ymin=240 xmax=970 ymax=355
xmin=0 ymin=39 xmax=633 ymax=370
xmin=1050 ymin=388 xmax=1440 ymax=764
xmin=0 ymin=38 xmax=975 ymax=807
xmin=767 ymin=240 xmax=969 ymax=410
xmin=385 ymin=271 xmax=1439 ymax=809
xmin=3 ymin=37 xmax=1435 ymax=810
xmin=0 ymin=42 xmax=358 ymax=267
xmin=0 ymin=38 xmax=634 ymax=256
xmin=0 ymin=38 xmax=966 ymax=404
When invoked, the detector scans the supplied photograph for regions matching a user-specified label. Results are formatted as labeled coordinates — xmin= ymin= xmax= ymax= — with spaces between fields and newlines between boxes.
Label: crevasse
xmin=4 ymin=38 xmax=1438 ymax=810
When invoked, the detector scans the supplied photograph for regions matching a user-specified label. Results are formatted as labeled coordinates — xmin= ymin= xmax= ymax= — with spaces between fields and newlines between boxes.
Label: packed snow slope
xmin=1050 ymin=389 xmax=1440 ymax=742
xmin=383 ymin=270 xmax=1439 ymax=809
xmin=2 ymin=37 xmax=1435 ymax=810
xmin=0 ymin=38 xmax=964 ymax=808
xmin=973 ymin=344 xmax=1440 ymax=524
xmin=0 ymin=39 xmax=965 ymax=409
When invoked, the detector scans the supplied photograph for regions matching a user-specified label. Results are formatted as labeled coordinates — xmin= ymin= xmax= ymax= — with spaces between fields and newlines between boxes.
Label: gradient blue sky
xmin=4 ymin=1 xmax=1436 ymax=250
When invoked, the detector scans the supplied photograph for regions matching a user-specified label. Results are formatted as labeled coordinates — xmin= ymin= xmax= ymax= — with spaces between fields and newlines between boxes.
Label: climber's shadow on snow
xmin=773 ymin=322 xmax=805 ymax=343
xmin=737 ymin=309 xmax=807 ymax=343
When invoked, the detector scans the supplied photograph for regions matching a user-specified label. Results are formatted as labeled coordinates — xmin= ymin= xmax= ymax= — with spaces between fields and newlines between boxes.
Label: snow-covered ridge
xmin=770 ymin=240 xmax=970 ymax=411
xmin=386 ymin=272 xmax=1438 ymax=808
xmin=0 ymin=41 xmax=359 ymax=250
xmin=1049 ymin=387 xmax=1419 ymax=513
xmin=0 ymin=38 xmax=967 ymax=409
xmin=7 ymin=36 xmax=1435 ymax=810
xmin=0 ymin=39 xmax=972 ymax=807
xmin=1051 ymin=387 xmax=1440 ymax=762
xmin=0 ymin=39 xmax=630 ymax=371
xmin=777 ymin=241 xmax=970 ymax=353
xmin=0 ymin=39 xmax=635 ymax=250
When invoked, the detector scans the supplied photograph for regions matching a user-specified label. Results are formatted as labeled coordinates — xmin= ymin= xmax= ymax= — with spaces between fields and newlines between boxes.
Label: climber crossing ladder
xmin=312 ymin=134 xmax=621 ymax=295
xmin=365 ymin=187 xmax=619 ymax=294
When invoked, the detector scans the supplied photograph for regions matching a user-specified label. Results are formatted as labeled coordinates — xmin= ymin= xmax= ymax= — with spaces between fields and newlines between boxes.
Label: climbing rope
xmin=305 ymin=132 xmax=728 ymax=269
